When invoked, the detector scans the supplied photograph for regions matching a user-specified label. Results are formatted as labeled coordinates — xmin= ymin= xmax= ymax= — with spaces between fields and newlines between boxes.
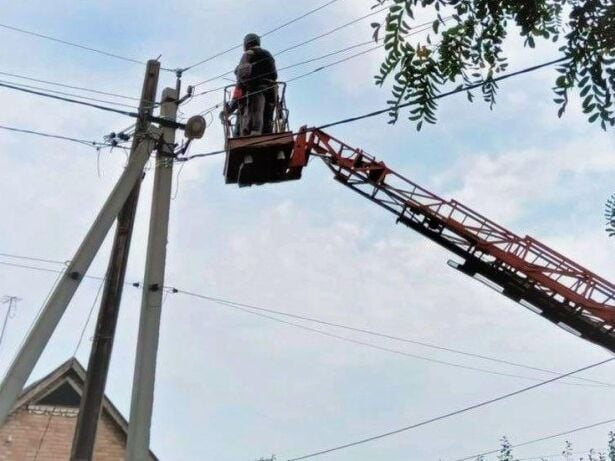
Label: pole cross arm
xmin=147 ymin=115 xmax=186 ymax=131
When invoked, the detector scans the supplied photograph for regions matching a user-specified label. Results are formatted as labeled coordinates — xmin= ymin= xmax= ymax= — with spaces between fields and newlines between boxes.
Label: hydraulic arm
xmin=293 ymin=128 xmax=615 ymax=353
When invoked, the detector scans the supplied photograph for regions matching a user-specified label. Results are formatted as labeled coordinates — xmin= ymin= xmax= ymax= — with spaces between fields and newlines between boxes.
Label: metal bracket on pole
xmin=126 ymin=88 xmax=179 ymax=460
xmin=0 ymin=131 xmax=157 ymax=425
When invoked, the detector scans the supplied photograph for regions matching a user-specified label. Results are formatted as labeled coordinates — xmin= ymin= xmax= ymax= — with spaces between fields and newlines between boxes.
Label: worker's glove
xmin=219 ymin=110 xmax=227 ymax=124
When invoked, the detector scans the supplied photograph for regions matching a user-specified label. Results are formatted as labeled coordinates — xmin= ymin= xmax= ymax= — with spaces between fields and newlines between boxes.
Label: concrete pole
xmin=126 ymin=87 xmax=178 ymax=460
xmin=0 ymin=119 xmax=157 ymax=427
xmin=70 ymin=60 xmax=160 ymax=461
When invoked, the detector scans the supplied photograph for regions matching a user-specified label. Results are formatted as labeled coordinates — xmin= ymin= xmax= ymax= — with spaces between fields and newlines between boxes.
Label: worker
xmin=234 ymin=33 xmax=278 ymax=135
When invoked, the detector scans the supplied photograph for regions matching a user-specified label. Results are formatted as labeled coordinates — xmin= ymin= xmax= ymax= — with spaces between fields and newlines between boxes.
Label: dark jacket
xmin=235 ymin=46 xmax=277 ymax=90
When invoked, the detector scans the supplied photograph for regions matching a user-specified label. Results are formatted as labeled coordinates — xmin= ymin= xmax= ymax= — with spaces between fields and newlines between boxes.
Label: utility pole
xmin=126 ymin=87 xmax=179 ymax=460
xmin=70 ymin=60 xmax=160 ymax=461
xmin=0 ymin=71 xmax=159 ymax=427
xmin=0 ymin=296 xmax=19 ymax=351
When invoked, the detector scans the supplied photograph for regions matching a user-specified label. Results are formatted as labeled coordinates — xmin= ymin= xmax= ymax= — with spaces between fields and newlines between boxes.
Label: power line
xmin=190 ymin=18 xmax=437 ymax=104
xmin=0 ymin=260 xmax=147 ymax=290
xmin=2 ymin=255 xmax=609 ymax=389
xmin=0 ymin=22 xmax=169 ymax=70
xmin=453 ymin=418 xmax=615 ymax=461
xmin=0 ymin=261 xmax=70 ymax=276
xmin=182 ymin=292 xmax=611 ymax=388
xmin=32 ymin=411 xmax=53 ymax=461
xmin=260 ymin=0 xmax=343 ymax=38
xmin=0 ymin=253 xmax=67 ymax=266
xmin=0 ymin=81 xmax=185 ymax=132
xmin=177 ymin=290 xmax=614 ymax=388
xmin=191 ymin=4 xmax=390 ymax=88
xmin=0 ymin=124 xmax=112 ymax=149
xmin=0 ymin=296 xmax=20 ymax=353
xmin=0 ymin=78 xmax=139 ymax=109
xmin=181 ymin=0 xmax=344 ymax=73
xmin=285 ymin=357 xmax=615 ymax=461
xmin=0 ymin=80 xmax=139 ymax=118
xmin=73 ymin=279 xmax=105 ymax=357
xmin=0 ymin=69 xmax=140 ymax=101
xmin=182 ymin=57 xmax=568 ymax=161
xmin=274 ymin=5 xmax=389 ymax=58
xmin=316 ymin=57 xmax=568 ymax=131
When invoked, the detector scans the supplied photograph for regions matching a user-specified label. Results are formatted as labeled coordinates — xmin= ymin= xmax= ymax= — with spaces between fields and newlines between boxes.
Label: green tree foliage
xmin=604 ymin=194 xmax=615 ymax=236
xmin=563 ymin=440 xmax=574 ymax=460
xmin=373 ymin=0 xmax=615 ymax=131
xmin=472 ymin=434 xmax=615 ymax=461
xmin=498 ymin=437 xmax=517 ymax=461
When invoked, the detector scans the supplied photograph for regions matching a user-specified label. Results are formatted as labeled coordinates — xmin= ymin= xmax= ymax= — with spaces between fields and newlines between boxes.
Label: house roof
xmin=11 ymin=357 xmax=159 ymax=461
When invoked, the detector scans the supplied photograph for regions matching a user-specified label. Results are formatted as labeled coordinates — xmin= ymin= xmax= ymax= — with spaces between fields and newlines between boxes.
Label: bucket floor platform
xmin=224 ymin=132 xmax=298 ymax=187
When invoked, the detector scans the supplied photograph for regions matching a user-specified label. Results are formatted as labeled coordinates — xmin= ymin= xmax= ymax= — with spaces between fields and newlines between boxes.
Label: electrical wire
xmin=0 ymin=69 xmax=140 ymax=101
xmin=0 ymin=22 xmax=170 ymax=70
xmin=317 ymin=57 xmax=568 ymax=130
xmin=285 ymin=357 xmax=615 ymax=461
xmin=0 ymin=253 xmax=67 ymax=266
xmin=0 ymin=296 xmax=19 ymax=353
xmin=172 ymin=158 xmax=187 ymax=200
xmin=73 ymin=278 xmax=105 ymax=357
xmin=260 ymin=0 xmax=344 ymax=39
xmin=0 ymin=80 xmax=139 ymax=118
xmin=184 ymin=294 xmax=611 ymax=388
xmin=182 ymin=57 xmax=568 ymax=161
xmin=453 ymin=418 xmax=615 ymax=461
xmin=190 ymin=18 xmax=438 ymax=104
xmin=0 ymin=261 xmax=103 ymax=281
xmin=2 ymin=256 xmax=610 ymax=389
xmin=0 ymin=124 xmax=112 ymax=149
xmin=0 ymin=78 xmax=139 ymax=109
xmin=176 ymin=290 xmax=614 ymax=388
xmin=188 ymin=18 xmax=439 ymax=133
xmin=275 ymin=5 xmax=389 ymax=58
xmin=191 ymin=4 xmax=390 ymax=88
xmin=0 ymin=81 xmax=174 ymax=129
xmin=181 ymin=0 xmax=344 ymax=73
xmin=32 ymin=411 xmax=53 ymax=461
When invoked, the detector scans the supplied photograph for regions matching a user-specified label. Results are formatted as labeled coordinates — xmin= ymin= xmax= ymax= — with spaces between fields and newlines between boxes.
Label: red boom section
xmin=298 ymin=128 xmax=615 ymax=352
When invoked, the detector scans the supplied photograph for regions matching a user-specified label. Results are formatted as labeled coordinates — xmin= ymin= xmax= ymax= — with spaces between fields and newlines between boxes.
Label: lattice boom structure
xmin=298 ymin=129 xmax=615 ymax=352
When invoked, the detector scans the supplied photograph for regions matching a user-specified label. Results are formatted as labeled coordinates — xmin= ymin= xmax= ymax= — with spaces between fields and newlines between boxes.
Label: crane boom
xmin=294 ymin=128 xmax=615 ymax=352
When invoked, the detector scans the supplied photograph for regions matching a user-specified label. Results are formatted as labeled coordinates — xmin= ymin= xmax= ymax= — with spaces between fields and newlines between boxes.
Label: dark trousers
xmin=244 ymin=92 xmax=266 ymax=136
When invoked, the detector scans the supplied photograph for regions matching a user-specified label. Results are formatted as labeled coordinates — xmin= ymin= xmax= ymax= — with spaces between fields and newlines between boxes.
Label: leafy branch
xmin=374 ymin=0 xmax=615 ymax=130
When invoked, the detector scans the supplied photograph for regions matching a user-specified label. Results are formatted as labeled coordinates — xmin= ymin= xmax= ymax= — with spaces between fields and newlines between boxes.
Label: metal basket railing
xmin=222 ymin=82 xmax=290 ymax=139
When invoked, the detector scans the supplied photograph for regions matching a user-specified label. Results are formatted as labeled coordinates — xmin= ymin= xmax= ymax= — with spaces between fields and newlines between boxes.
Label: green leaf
xmin=582 ymin=94 xmax=594 ymax=108
xmin=555 ymin=76 xmax=567 ymax=87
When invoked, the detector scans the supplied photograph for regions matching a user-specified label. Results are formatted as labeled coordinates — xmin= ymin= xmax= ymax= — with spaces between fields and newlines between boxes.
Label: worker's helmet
xmin=243 ymin=33 xmax=261 ymax=50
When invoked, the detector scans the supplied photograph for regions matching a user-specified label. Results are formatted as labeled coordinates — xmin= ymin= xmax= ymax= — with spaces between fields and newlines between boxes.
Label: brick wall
xmin=0 ymin=405 xmax=132 ymax=461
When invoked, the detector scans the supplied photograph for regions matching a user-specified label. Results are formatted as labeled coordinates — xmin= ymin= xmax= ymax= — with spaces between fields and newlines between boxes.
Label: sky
xmin=1 ymin=1 xmax=615 ymax=460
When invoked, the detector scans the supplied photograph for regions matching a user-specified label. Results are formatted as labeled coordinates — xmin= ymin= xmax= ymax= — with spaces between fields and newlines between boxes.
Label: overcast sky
xmin=1 ymin=1 xmax=615 ymax=460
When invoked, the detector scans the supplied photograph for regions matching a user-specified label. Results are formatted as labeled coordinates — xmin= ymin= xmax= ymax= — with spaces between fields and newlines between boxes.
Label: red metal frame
xmin=300 ymin=129 xmax=615 ymax=351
